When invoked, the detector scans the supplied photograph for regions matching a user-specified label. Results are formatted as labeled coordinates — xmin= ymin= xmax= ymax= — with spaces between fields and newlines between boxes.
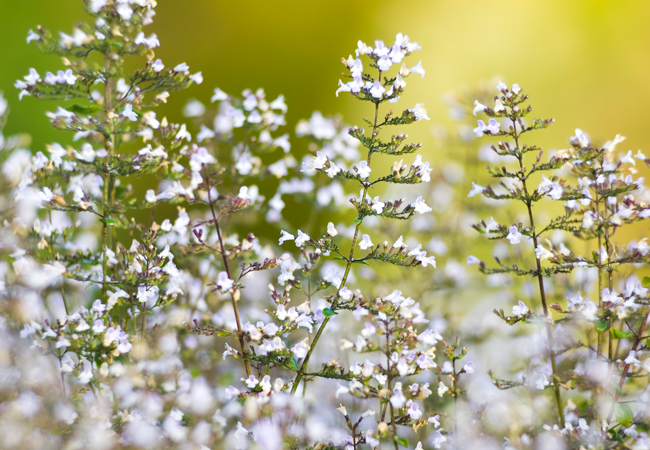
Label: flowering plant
xmin=1 ymin=2 xmax=650 ymax=450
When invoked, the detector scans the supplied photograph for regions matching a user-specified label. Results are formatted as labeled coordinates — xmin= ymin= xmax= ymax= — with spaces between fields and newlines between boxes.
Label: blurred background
xmin=2 ymin=1 xmax=650 ymax=440
xmin=3 ymin=0 xmax=650 ymax=157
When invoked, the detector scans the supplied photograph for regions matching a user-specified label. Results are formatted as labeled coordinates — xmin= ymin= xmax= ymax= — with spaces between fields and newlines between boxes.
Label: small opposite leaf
xmin=643 ymin=276 xmax=650 ymax=287
xmin=394 ymin=436 xmax=409 ymax=447
xmin=68 ymin=103 xmax=102 ymax=115
xmin=290 ymin=357 xmax=298 ymax=371
xmin=322 ymin=308 xmax=338 ymax=317
xmin=610 ymin=328 xmax=633 ymax=340
xmin=615 ymin=403 xmax=634 ymax=427
xmin=594 ymin=320 xmax=608 ymax=333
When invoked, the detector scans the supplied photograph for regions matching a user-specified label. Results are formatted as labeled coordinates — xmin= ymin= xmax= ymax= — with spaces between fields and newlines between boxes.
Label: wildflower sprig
xmin=469 ymin=81 xmax=567 ymax=425
xmin=536 ymin=129 xmax=650 ymax=430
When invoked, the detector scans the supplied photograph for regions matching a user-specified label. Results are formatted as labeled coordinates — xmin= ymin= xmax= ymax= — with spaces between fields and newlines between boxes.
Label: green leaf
xmin=643 ymin=276 xmax=650 ymax=287
xmin=594 ymin=320 xmax=608 ymax=333
xmin=610 ymin=328 xmax=633 ymax=340
xmin=394 ymin=436 xmax=409 ymax=447
xmin=646 ymin=338 xmax=650 ymax=348
xmin=216 ymin=331 xmax=230 ymax=337
xmin=68 ymin=103 xmax=102 ymax=115
xmin=322 ymin=308 xmax=338 ymax=317
xmin=289 ymin=357 xmax=298 ymax=371
xmin=615 ymin=403 xmax=634 ymax=427
xmin=354 ymin=217 xmax=362 ymax=225
xmin=100 ymin=218 xmax=117 ymax=225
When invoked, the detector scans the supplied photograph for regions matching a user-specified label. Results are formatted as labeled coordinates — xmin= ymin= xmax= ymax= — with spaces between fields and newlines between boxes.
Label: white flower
xmin=506 ymin=226 xmax=521 ymax=244
xmin=371 ymin=196 xmax=385 ymax=214
xmin=409 ymin=103 xmax=430 ymax=121
xmin=390 ymin=388 xmax=406 ymax=408
xmin=437 ymin=381 xmax=448 ymax=397
xmin=432 ymin=431 xmax=447 ymax=449
xmin=467 ymin=182 xmax=485 ymax=197
xmin=412 ymin=196 xmax=432 ymax=214
xmin=173 ymin=63 xmax=190 ymax=72
xmin=26 ymin=29 xmax=40 ymax=43
xmin=295 ymin=230 xmax=310 ymax=247
xmin=291 ymin=338 xmax=310 ymax=359
xmin=472 ymin=100 xmax=487 ymax=116
xmin=535 ymin=374 xmax=549 ymax=390
xmin=152 ymin=59 xmax=164 ymax=72
xmin=407 ymin=403 xmax=423 ymax=420
xmin=356 ymin=160 xmax=372 ymax=179
xmin=621 ymin=150 xmax=635 ymax=166
xmin=237 ymin=186 xmax=251 ymax=200
xmin=190 ymin=72 xmax=203 ymax=85
xmin=573 ymin=128 xmax=590 ymax=148
xmin=535 ymin=244 xmax=554 ymax=260
xmin=211 ymin=88 xmax=228 ymax=102
xmin=325 ymin=161 xmax=341 ymax=177
xmin=369 ymin=81 xmax=385 ymax=98
xmin=625 ymin=351 xmax=641 ymax=368
xmin=393 ymin=235 xmax=404 ymax=248
xmin=409 ymin=61 xmax=425 ymax=78
xmin=467 ymin=255 xmax=480 ymax=266
xmin=486 ymin=118 xmax=500 ymax=134
xmin=122 ymin=104 xmax=138 ymax=121
xmin=359 ymin=234 xmax=374 ymax=250
xmin=512 ymin=301 xmax=529 ymax=317
xmin=56 ymin=338 xmax=71 ymax=349
xmin=279 ymin=230 xmax=295 ymax=245
xmin=417 ymin=252 xmax=436 ymax=268
xmin=327 ymin=222 xmax=338 ymax=236
xmin=216 ymin=272 xmax=233 ymax=291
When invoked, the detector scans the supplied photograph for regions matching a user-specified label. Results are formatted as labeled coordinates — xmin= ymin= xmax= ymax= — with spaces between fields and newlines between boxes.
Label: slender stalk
xmin=58 ymin=355 xmax=67 ymax=397
xmin=453 ymin=359 xmax=458 ymax=438
xmin=141 ymin=301 xmax=146 ymax=340
xmin=101 ymin=53 xmax=114 ymax=301
xmin=385 ymin=323 xmax=398 ymax=450
xmin=291 ymin=74 xmax=382 ymax=393
xmin=594 ymin=196 xmax=604 ymax=418
xmin=60 ymin=286 xmax=69 ymax=316
xmin=513 ymin=126 xmax=565 ymax=426
xmin=48 ymin=210 xmax=69 ymax=315
xmin=597 ymin=229 xmax=603 ymax=359
xmin=203 ymin=166 xmax=251 ymax=377
xmin=301 ymin=274 xmax=313 ymax=397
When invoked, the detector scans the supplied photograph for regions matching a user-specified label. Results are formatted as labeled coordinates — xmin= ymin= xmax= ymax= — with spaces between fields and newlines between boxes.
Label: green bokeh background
xmin=2 ymin=0 xmax=650 ymax=180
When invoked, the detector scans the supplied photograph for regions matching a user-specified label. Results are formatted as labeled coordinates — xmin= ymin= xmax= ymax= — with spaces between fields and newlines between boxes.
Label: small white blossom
xmin=216 ymin=272 xmax=233 ymax=291
xmin=356 ymin=160 xmax=372 ymax=179
xmin=359 ymin=234 xmax=374 ymax=250
xmin=506 ymin=226 xmax=522 ymax=244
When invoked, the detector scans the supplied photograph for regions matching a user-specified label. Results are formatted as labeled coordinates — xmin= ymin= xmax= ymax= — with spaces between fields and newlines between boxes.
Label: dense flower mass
xmin=1 ymin=2 xmax=650 ymax=450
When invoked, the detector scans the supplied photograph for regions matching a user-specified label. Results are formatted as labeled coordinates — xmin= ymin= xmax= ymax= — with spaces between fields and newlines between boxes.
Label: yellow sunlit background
xmin=2 ymin=0 xmax=650 ymax=182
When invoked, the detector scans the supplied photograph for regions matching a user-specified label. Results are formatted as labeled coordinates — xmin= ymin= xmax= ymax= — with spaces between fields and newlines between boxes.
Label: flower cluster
xmin=469 ymin=81 xmax=650 ymax=447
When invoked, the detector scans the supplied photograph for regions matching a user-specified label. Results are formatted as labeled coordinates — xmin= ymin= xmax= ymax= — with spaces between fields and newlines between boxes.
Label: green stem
xmin=514 ymin=124 xmax=565 ymax=426
xmin=291 ymin=73 xmax=382 ymax=394
xmin=204 ymin=166 xmax=251 ymax=377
